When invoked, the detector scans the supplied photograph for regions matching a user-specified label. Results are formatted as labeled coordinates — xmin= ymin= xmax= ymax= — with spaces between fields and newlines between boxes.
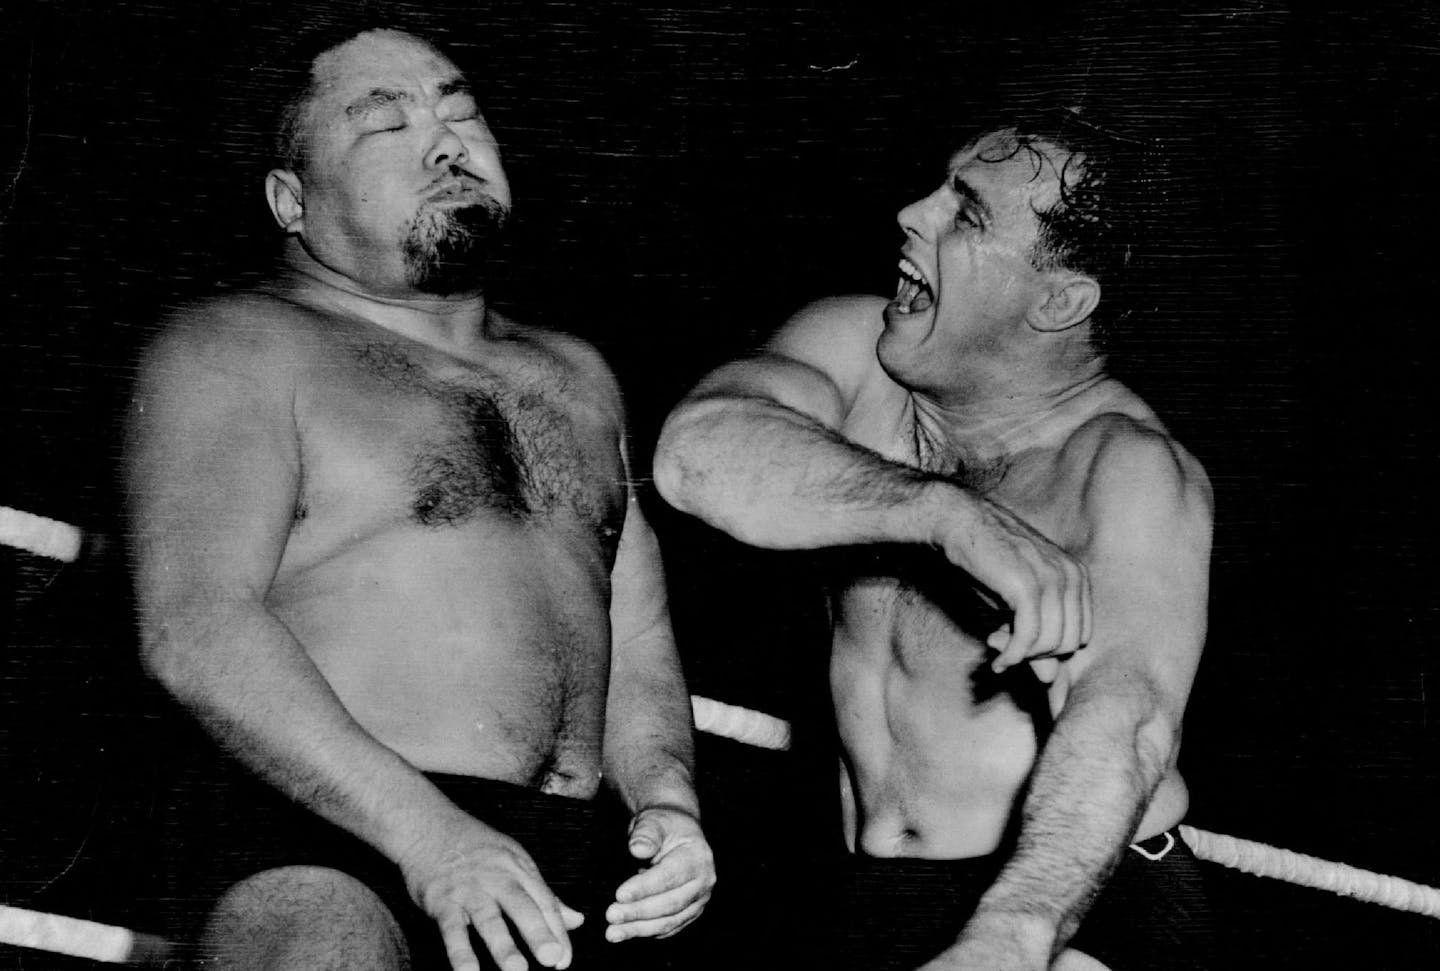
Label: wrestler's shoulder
xmin=765 ymin=294 xmax=891 ymax=393
xmin=143 ymin=289 xmax=331 ymax=375
xmin=1063 ymin=410 xmax=1213 ymax=528
xmin=773 ymin=294 xmax=888 ymax=352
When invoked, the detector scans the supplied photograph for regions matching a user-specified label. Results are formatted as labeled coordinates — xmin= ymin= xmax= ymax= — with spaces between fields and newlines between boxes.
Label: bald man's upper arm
xmin=126 ymin=301 xmax=305 ymax=635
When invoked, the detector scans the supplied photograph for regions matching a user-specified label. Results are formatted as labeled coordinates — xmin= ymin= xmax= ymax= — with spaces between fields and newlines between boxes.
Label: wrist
xmin=919 ymin=476 xmax=981 ymax=549
xmin=631 ymin=787 xmax=701 ymax=821
xmin=611 ymin=764 xmax=700 ymax=820
xmin=959 ymin=907 xmax=1059 ymax=962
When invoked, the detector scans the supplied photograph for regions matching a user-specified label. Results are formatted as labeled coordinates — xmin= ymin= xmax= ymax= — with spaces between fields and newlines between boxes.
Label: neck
xmin=911 ymin=357 xmax=1111 ymax=470
xmin=280 ymin=238 xmax=492 ymax=349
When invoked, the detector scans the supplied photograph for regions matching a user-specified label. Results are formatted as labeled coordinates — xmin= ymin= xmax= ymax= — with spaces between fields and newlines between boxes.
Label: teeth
xmin=893 ymin=257 xmax=933 ymax=315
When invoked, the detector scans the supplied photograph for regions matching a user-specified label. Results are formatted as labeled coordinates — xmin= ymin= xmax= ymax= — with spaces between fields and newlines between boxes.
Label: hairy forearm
xmin=141 ymin=598 xmax=457 ymax=861
xmin=971 ymin=674 xmax=1177 ymax=955
xmin=655 ymin=395 xmax=961 ymax=551
xmin=602 ymin=629 xmax=699 ymax=817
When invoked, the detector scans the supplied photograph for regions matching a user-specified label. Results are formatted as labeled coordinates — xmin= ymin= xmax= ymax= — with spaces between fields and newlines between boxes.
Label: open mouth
xmin=894 ymin=257 xmax=934 ymax=314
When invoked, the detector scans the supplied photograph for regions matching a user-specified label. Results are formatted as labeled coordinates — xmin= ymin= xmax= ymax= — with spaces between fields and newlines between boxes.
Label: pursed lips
xmin=425 ymin=173 xmax=488 ymax=202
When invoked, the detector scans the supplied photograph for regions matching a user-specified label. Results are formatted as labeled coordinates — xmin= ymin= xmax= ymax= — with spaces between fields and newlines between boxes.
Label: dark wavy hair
xmin=969 ymin=107 xmax=1166 ymax=354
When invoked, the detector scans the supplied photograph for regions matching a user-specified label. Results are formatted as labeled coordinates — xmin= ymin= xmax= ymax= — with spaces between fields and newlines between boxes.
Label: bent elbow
xmin=1133 ymin=703 xmax=1182 ymax=785
xmin=653 ymin=409 xmax=716 ymax=516
xmin=138 ymin=621 xmax=203 ymax=705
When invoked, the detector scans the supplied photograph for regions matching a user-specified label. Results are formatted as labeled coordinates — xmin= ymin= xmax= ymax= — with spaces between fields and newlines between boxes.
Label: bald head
xmin=275 ymin=28 xmax=447 ymax=176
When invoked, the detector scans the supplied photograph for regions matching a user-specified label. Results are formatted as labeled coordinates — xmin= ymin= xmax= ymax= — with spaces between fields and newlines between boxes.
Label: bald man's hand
xmin=400 ymin=810 xmax=584 ymax=971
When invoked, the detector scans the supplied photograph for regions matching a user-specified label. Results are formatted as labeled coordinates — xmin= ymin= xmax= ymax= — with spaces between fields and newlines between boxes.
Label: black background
xmin=2 ymin=1 xmax=1437 ymax=967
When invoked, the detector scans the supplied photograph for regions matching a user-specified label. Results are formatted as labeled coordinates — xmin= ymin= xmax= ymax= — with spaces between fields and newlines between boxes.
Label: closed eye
xmin=440 ymin=93 xmax=481 ymax=124
xmin=366 ymin=111 xmax=408 ymax=134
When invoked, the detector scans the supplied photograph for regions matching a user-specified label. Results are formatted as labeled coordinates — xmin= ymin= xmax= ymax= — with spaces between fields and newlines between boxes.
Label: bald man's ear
xmin=1028 ymin=273 xmax=1100 ymax=334
xmin=265 ymin=169 xmax=305 ymax=234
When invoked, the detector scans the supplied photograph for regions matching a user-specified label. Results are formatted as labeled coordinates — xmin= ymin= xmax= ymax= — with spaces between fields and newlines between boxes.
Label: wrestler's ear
xmin=265 ymin=169 xmax=305 ymax=234
xmin=1028 ymin=272 xmax=1100 ymax=334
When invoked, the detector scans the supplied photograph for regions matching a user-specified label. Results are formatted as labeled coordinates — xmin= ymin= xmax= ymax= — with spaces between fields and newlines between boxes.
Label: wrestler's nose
xmin=897 ymin=188 xmax=945 ymax=243
xmin=426 ymin=125 xmax=469 ymax=170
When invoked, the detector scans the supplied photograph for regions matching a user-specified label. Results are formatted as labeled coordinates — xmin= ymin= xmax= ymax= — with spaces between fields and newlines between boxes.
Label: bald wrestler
xmin=125 ymin=26 xmax=713 ymax=971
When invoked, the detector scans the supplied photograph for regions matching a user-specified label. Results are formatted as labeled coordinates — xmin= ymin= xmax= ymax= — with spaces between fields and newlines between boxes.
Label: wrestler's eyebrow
xmin=436 ymin=78 xmax=473 ymax=100
xmin=345 ymin=88 xmax=412 ymax=119
xmin=948 ymin=171 xmax=992 ymax=222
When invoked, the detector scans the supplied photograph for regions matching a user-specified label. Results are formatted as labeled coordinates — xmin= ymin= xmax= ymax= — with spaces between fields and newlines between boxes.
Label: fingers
xmin=607 ymin=878 xmax=709 ymax=928
xmin=437 ymin=912 xmax=484 ymax=971
xmin=560 ymin=902 xmax=586 ymax=931
xmin=1030 ymin=657 xmax=1061 ymax=684
xmin=468 ymin=907 xmax=531 ymax=971
xmin=431 ymin=883 xmax=577 ymax=971
xmin=609 ymin=810 xmax=715 ymax=944
xmin=988 ymin=547 xmax=1089 ymax=673
xmin=950 ymin=497 xmax=1092 ymax=670
xmin=605 ymin=898 xmax=708 ymax=942
xmin=522 ymin=881 xmax=580 ymax=965
xmin=514 ymin=897 xmax=572 ymax=970
xmin=613 ymin=850 xmax=704 ymax=905
xmin=627 ymin=817 xmax=663 ymax=862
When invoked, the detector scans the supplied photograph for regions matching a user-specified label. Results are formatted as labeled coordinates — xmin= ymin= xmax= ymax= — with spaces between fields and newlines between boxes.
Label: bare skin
xmin=656 ymin=131 xmax=1210 ymax=970
xmin=127 ymin=30 xmax=713 ymax=971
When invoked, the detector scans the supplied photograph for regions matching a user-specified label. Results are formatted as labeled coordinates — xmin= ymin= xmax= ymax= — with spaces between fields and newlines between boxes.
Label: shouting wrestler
xmin=125 ymin=25 xmax=713 ymax=971
xmin=655 ymin=116 xmax=1212 ymax=970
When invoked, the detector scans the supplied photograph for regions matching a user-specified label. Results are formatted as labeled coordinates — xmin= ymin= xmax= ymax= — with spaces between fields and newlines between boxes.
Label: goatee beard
xmin=401 ymin=193 xmax=510 ymax=295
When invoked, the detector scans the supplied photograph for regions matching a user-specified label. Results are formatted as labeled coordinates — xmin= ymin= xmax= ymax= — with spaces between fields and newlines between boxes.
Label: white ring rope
xmin=1 ymin=512 xmax=1434 ymax=958
xmin=690 ymin=697 xmax=1440 ymax=919
xmin=2 ymin=701 xmax=1438 ymax=964
xmin=0 ymin=506 xmax=83 ymax=563
xmin=691 ymin=695 xmax=791 ymax=751
xmin=0 ymin=905 xmax=170 ymax=964
xmin=1178 ymin=824 xmax=1440 ymax=919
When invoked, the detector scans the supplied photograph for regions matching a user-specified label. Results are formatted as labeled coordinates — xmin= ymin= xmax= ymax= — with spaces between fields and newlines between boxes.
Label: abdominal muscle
xmin=833 ymin=577 xmax=1191 ymax=860
xmin=266 ymin=519 xmax=611 ymax=798
xmin=832 ymin=579 xmax=1042 ymax=860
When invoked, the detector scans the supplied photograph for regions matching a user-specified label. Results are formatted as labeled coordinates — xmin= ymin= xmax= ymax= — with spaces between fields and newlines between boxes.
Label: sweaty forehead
xmin=950 ymin=130 xmax=1078 ymax=209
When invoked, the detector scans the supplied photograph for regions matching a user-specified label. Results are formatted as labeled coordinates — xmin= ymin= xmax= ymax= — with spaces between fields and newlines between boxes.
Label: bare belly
xmin=832 ymin=574 xmax=1187 ymax=859
xmin=267 ymin=520 xmax=610 ymax=797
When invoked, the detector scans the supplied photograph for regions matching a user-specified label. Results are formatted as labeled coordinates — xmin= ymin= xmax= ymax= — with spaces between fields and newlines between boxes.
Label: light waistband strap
xmin=1130 ymin=829 xmax=1177 ymax=861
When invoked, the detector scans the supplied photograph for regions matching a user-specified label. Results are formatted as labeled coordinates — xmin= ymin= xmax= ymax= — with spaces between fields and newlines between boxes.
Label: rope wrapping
xmin=0 ymin=506 xmax=82 ymax=562
xmin=0 ymin=905 xmax=149 ymax=964
xmin=1180 ymin=825 xmax=1440 ymax=919
xmin=691 ymin=696 xmax=791 ymax=751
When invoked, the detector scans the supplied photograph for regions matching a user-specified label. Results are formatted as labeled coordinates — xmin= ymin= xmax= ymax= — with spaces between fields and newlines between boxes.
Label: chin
xmin=402 ymin=202 xmax=507 ymax=294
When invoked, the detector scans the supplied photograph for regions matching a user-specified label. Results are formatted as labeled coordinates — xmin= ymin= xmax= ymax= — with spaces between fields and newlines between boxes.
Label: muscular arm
xmin=655 ymin=296 xmax=1089 ymax=666
xmin=933 ymin=426 xmax=1212 ymax=970
xmin=655 ymin=298 xmax=952 ymax=549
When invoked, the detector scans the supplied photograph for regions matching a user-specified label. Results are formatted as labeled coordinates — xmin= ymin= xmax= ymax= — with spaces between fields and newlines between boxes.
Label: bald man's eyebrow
xmin=345 ymin=88 xmax=412 ymax=119
xmin=436 ymin=78 xmax=472 ymax=99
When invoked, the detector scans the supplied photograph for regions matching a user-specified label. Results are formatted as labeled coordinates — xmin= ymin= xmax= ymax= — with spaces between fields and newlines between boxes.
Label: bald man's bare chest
xmin=285 ymin=337 xmax=626 ymax=556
